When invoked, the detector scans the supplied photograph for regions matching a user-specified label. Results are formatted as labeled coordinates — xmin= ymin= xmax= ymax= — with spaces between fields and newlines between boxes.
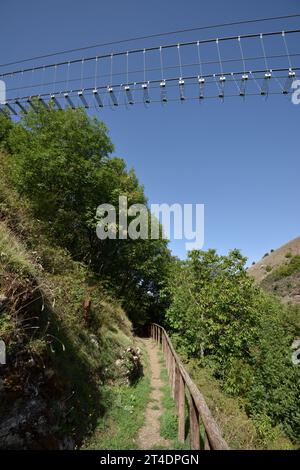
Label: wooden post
xmin=165 ymin=338 xmax=169 ymax=371
xmin=174 ymin=364 xmax=180 ymax=409
xmin=172 ymin=356 xmax=176 ymax=398
xmin=170 ymin=354 xmax=174 ymax=393
xmin=167 ymin=344 xmax=171 ymax=378
xmin=167 ymin=347 xmax=171 ymax=382
xmin=189 ymin=395 xmax=200 ymax=450
xmin=204 ymin=432 xmax=211 ymax=450
xmin=165 ymin=342 xmax=169 ymax=372
xmin=178 ymin=374 xmax=185 ymax=443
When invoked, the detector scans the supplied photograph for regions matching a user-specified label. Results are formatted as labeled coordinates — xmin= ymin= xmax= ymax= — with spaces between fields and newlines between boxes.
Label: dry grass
xmin=0 ymin=222 xmax=36 ymax=276
xmin=249 ymin=237 xmax=300 ymax=284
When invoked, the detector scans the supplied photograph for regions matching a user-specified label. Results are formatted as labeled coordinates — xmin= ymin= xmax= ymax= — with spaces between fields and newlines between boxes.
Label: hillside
xmin=0 ymin=154 xmax=141 ymax=449
xmin=0 ymin=105 xmax=172 ymax=450
xmin=248 ymin=237 xmax=300 ymax=303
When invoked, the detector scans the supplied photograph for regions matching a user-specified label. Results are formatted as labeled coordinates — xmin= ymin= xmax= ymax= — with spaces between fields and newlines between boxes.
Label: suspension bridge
xmin=1 ymin=14 xmax=300 ymax=116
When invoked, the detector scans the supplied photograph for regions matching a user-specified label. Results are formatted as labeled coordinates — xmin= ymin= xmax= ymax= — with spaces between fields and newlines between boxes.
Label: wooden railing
xmin=150 ymin=323 xmax=229 ymax=450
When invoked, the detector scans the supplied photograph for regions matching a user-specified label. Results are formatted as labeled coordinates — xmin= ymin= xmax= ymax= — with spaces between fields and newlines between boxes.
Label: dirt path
xmin=136 ymin=338 xmax=170 ymax=450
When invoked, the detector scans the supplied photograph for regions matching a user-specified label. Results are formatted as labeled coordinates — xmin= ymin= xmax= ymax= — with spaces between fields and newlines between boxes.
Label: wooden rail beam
xmin=178 ymin=373 xmax=185 ymax=443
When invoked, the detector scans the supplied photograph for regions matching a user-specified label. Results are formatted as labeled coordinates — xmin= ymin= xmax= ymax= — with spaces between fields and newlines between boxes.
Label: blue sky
xmin=1 ymin=0 xmax=299 ymax=264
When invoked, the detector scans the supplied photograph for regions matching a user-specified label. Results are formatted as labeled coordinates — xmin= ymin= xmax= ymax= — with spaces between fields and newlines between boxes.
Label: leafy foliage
xmin=1 ymin=105 xmax=171 ymax=324
xmin=246 ymin=294 xmax=300 ymax=440
xmin=166 ymin=249 xmax=300 ymax=442
xmin=166 ymin=249 xmax=259 ymax=362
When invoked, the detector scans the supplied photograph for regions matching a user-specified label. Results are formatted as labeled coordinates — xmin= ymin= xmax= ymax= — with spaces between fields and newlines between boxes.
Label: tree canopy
xmin=165 ymin=249 xmax=300 ymax=441
xmin=1 ymin=104 xmax=171 ymax=325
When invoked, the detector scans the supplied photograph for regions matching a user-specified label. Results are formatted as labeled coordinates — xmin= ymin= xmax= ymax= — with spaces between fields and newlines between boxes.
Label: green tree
xmin=166 ymin=249 xmax=259 ymax=364
xmin=4 ymin=102 xmax=171 ymax=324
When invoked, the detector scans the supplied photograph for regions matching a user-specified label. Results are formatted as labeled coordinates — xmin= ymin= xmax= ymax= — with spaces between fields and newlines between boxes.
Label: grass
xmin=0 ymin=222 xmax=36 ymax=276
xmin=156 ymin=350 xmax=189 ymax=450
xmin=82 ymin=344 xmax=152 ymax=450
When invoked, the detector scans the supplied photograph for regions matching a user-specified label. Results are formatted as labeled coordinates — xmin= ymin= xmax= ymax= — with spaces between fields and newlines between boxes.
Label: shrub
xmin=272 ymin=255 xmax=300 ymax=280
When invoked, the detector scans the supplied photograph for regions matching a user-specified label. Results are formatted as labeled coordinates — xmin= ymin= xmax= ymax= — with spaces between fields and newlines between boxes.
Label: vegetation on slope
xmin=0 ymin=196 xmax=133 ymax=448
xmin=0 ymin=105 xmax=170 ymax=449
xmin=165 ymin=249 xmax=300 ymax=446
xmin=260 ymin=255 xmax=300 ymax=303
xmin=186 ymin=361 xmax=293 ymax=449
xmin=249 ymin=237 xmax=300 ymax=282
